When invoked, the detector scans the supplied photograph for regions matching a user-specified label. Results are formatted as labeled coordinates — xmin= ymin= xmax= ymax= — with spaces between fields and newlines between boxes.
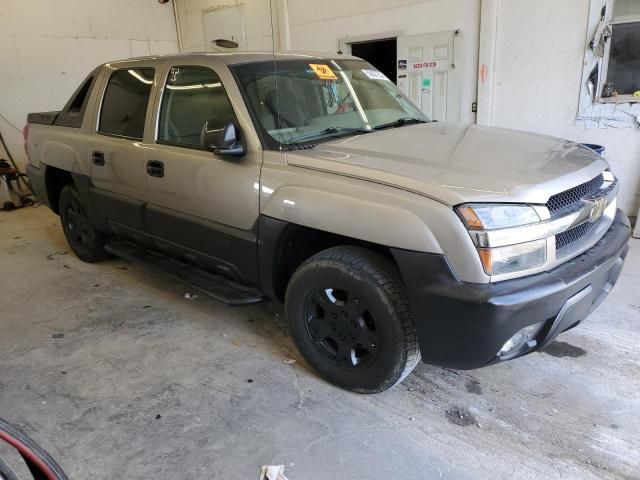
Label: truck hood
xmin=285 ymin=124 xmax=608 ymax=206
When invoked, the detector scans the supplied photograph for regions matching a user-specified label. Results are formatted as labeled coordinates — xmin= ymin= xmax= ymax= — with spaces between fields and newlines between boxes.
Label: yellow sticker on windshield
xmin=309 ymin=64 xmax=338 ymax=80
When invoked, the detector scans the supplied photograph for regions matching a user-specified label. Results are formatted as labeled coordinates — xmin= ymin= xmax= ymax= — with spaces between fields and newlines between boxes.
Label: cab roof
xmin=107 ymin=51 xmax=360 ymax=67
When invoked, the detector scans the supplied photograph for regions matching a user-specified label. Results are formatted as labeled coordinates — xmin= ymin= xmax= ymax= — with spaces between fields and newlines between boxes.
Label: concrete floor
xmin=1 ymin=206 xmax=639 ymax=480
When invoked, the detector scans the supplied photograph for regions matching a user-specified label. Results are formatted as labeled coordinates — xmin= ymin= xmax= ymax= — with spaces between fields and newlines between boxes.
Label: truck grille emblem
xmin=586 ymin=196 xmax=607 ymax=223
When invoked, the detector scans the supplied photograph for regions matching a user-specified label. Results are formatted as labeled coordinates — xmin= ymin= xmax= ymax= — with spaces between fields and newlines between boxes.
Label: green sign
xmin=422 ymin=78 xmax=432 ymax=88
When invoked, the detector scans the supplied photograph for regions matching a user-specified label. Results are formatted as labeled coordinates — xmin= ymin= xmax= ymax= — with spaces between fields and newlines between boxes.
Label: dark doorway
xmin=350 ymin=38 xmax=397 ymax=85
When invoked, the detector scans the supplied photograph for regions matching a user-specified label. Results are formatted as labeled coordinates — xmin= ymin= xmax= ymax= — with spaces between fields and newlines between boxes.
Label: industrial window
xmin=592 ymin=0 xmax=640 ymax=102
xmin=157 ymin=66 xmax=235 ymax=148
xmin=98 ymin=68 xmax=155 ymax=139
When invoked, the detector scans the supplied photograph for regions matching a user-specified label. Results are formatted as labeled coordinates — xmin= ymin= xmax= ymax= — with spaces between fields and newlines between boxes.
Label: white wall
xmin=175 ymin=0 xmax=481 ymax=124
xmin=484 ymin=0 xmax=640 ymax=215
xmin=0 ymin=0 xmax=179 ymax=168
xmin=286 ymin=0 xmax=480 ymax=124
xmin=12 ymin=0 xmax=631 ymax=213
xmin=176 ymin=0 xmax=277 ymax=52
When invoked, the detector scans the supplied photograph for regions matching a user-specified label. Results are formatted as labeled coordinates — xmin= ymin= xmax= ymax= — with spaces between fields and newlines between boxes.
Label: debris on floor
xmin=184 ymin=292 xmax=198 ymax=300
xmin=284 ymin=358 xmax=296 ymax=365
xmin=444 ymin=407 xmax=478 ymax=427
xmin=46 ymin=251 xmax=67 ymax=261
xmin=259 ymin=465 xmax=289 ymax=480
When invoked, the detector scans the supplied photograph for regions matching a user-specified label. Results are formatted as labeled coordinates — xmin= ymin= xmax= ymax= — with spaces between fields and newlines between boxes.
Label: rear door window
xmin=98 ymin=68 xmax=155 ymax=140
xmin=157 ymin=66 xmax=235 ymax=148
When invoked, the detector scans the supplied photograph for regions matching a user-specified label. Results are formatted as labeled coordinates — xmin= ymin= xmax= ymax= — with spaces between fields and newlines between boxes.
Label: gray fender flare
xmin=261 ymin=186 xmax=442 ymax=253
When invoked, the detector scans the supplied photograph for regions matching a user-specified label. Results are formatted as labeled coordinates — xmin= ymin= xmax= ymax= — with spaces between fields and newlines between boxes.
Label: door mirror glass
xmin=201 ymin=120 xmax=246 ymax=157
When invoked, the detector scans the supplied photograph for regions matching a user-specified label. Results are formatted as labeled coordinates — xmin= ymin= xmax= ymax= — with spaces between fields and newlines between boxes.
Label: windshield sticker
xmin=309 ymin=64 xmax=338 ymax=80
xmin=362 ymin=69 xmax=390 ymax=81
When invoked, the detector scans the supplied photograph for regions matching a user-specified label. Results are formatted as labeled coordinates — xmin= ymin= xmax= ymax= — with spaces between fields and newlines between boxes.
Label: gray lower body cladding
xmin=392 ymin=210 xmax=631 ymax=370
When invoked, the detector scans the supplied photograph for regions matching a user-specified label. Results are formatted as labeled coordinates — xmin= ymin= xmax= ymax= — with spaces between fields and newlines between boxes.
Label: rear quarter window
xmin=54 ymin=67 xmax=100 ymax=128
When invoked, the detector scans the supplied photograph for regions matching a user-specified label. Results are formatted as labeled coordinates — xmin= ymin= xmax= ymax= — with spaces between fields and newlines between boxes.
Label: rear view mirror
xmin=201 ymin=120 xmax=246 ymax=157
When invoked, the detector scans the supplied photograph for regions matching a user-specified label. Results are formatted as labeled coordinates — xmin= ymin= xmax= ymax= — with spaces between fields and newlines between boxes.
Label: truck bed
xmin=27 ymin=111 xmax=60 ymax=126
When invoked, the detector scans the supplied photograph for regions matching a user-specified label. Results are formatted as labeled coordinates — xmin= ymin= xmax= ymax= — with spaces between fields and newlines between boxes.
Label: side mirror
xmin=201 ymin=120 xmax=246 ymax=157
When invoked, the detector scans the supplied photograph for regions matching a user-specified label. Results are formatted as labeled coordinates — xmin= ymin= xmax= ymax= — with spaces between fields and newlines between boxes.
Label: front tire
xmin=59 ymin=185 xmax=108 ymax=262
xmin=285 ymin=246 xmax=420 ymax=393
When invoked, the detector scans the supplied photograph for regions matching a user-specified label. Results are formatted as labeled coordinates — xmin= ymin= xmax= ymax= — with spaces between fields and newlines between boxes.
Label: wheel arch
xmin=43 ymin=166 xmax=97 ymax=227
xmin=258 ymin=186 xmax=443 ymax=301
xmin=43 ymin=165 xmax=73 ymax=214
xmin=258 ymin=216 xmax=402 ymax=302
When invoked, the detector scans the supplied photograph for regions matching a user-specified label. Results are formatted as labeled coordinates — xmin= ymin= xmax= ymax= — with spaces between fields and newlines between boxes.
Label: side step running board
xmin=105 ymin=241 xmax=265 ymax=306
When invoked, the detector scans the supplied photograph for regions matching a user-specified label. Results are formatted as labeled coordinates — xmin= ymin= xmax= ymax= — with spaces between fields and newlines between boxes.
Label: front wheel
xmin=285 ymin=246 xmax=420 ymax=393
xmin=59 ymin=185 xmax=108 ymax=262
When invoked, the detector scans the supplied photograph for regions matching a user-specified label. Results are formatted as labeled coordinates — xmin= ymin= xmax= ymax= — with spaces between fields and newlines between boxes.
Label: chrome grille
xmin=546 ymin=174 xmax=605 ymax=217
xmin=555 ymin=221 xmax=598 ymax=251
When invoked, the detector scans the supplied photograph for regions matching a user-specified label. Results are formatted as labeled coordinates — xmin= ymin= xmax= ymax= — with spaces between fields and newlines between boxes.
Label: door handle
xmin=92 ymin=151 xmax=105 ymax=166
xmin=146 ymin=160 xmax=164 ymax=178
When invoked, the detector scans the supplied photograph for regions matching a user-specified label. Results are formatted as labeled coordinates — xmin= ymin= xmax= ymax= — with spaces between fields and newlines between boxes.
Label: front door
xmin=396 ymin=31 xmax=462 ymax=122
xmin=143 ymin=64 xmax=261 ymax=284
xmin=89 ymin=65 xmax=156 ymax=235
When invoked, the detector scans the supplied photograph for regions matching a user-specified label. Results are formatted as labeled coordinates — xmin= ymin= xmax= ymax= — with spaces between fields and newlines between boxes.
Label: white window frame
xmin=595 ymin=0 xmax=640 ymax=103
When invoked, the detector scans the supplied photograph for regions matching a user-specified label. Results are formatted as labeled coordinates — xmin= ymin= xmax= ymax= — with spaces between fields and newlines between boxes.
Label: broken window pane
xmin=614 ymin=0 xmax=640 ymax=18
xmin=605 ymin=22 xmax=640 ymax=96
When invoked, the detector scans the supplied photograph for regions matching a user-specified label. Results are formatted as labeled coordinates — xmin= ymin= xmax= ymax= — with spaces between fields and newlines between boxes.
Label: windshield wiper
xmin=287 ymin=126 xmax=371 ymax=144
xmin=374 ymin=118 xmax=427 ymax=130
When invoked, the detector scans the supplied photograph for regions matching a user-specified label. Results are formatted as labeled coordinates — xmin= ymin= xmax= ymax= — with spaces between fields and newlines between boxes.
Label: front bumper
xmin=392 ymin=210 xmax=631 ymax=370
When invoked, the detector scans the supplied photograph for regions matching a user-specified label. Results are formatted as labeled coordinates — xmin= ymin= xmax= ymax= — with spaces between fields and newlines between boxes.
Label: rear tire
xmin=59 ymin=184 xmax=108 ymax=262
xmin=285 ymin=246 xmax=420 ymax=393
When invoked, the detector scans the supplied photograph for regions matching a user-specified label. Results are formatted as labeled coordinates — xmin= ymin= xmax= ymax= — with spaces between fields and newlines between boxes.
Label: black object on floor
xmin=0 ymin=417 xmax=68 ymax=480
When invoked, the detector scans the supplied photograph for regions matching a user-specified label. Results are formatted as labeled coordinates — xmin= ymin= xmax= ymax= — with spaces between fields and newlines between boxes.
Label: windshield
xmin=232 ymin=59 xmax=429 ymax=148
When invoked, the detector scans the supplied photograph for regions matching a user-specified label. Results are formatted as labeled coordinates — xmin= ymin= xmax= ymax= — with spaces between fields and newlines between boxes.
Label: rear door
xmin=89 ymin=64 xmax=157 ymax=237
xmin=143 ymin=62 xmax=262 ymax=285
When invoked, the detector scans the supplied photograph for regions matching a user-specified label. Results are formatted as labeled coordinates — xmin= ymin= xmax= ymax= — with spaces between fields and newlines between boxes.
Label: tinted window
xmin=606 ymin=23 xmax=640 ymax=96
xmin=158 ymin=66 xmax=235 ymax=148
xmin=232 ymin=59 xmax=426 ymax=149
xmin=69 ymin=76 xmax=93 ymax=113
xmin=99 ymin=68 xmax=154 ymax=139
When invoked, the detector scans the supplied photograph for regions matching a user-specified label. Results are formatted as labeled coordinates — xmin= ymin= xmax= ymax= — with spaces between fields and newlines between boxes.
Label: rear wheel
xmin=59 ymin=185 xmax=108 ymax=262
xmin=285 ymin=246 xmax=420 ymax=393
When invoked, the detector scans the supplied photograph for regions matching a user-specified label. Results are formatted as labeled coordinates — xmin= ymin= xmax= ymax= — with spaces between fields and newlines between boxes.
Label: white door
xmin=397 ymin=31 xmax=461 ymax=122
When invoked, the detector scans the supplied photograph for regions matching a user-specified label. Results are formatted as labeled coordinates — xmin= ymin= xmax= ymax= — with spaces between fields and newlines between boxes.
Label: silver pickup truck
xmin=25 ymin=52 xmax=631 ymax=393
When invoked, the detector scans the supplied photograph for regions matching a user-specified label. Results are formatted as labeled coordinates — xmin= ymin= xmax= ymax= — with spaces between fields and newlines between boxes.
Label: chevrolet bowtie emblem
xmin=586 ymin=197 xmax=608 ymax=222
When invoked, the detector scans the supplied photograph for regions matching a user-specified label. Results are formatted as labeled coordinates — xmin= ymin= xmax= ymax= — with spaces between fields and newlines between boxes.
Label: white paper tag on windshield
xmin=362 ymin=69 xmax=390 ymax=81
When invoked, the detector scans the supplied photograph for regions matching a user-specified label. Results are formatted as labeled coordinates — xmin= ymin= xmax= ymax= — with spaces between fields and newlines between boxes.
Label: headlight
xmin=457 ymin=204 xmax=540 ymax=230
xmin=456 ymin=204 xmax=546 ymax=276
xmin=477 ymin=240 xmax=547 ymax=275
